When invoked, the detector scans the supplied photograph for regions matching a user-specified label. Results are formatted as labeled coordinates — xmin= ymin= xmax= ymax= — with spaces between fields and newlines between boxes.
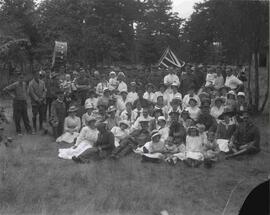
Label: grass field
xmin=0 ymin=99 xmax=269 ymax=215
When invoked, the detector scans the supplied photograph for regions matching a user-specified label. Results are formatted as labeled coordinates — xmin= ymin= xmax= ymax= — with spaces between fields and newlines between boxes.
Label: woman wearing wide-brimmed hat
xmin=111 ymin=120 xmax=130 ymax=147
xmin=56 ymin=105 xmax=81 ymax=144
xmin=58 ymin=116 xmax=99 ymax=160
xmin=210 ymin=96 xmax=226 ymax=120
xmin=186 ymin=97 xmax=200 ymax=121
xmin=215 ymin=108 xmax=236 ymax=153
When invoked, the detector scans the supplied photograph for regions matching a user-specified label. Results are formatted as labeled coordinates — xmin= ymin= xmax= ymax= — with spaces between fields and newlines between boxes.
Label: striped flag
xmin=158 ymin=47 xmax=185 ymax=68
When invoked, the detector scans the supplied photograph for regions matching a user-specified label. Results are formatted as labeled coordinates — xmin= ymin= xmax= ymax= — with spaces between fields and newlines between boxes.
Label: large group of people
xmin=2 ymin=63 xmax=260 ymax=167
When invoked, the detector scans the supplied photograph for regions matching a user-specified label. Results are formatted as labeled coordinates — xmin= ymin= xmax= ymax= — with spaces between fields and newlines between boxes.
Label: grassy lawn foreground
xmin=0 ymin=100 xmax=269 ymax=215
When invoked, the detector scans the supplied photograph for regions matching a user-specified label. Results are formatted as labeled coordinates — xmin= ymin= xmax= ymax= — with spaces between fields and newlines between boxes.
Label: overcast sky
xmin=172 ymin=0 xmax=202 ymax=19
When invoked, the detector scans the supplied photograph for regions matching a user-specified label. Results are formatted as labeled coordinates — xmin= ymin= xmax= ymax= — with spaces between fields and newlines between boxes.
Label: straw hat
xmin=68 ymin=106 xmax=78 ymax=113
xmin=119 ymin=120 xmax=130 ymax=128
xmin=107 ymin=106 xmax=117 ymax=113
xmin=151 ymin=130 xmax=161 ymax=140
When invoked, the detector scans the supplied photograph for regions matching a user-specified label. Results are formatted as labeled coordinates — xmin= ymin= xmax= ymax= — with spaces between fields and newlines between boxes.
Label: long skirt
xmin=56 ymin=132 xmax=79 ymax=144
xmin=58 ymin=140 xmax=93 ymax=160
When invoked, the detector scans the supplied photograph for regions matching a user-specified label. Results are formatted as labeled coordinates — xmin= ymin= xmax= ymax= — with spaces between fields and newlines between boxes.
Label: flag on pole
xmin=158 ymin=47 xmax=185 ymax=68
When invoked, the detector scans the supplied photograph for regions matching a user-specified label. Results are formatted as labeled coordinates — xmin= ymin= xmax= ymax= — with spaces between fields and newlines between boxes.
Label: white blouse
xmin=75 ymin=126 xmax=99 ymax=147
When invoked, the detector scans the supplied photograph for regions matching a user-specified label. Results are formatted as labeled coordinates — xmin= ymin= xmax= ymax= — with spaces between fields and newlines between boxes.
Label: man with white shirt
xmin=224 ymin=67 xmax=243 ymax=90
xmin=164 ymin=67 xmax=180 ymax=87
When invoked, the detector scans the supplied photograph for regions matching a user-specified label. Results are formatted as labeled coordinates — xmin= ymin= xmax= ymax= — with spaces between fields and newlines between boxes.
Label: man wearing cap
xmin=226 ymin=111 xmax=260 ymax=159
xmin=117 ymin=72 xmax=128 ymax=92
xmin=3 ymin=72 xmax=32 ymax=135
xmin=236 ymin=92 xmax=248 ymax=112
xmin=224 ymin=67 xmax=243 ymax=91
xmin=28 ymin=71 xmax=47 ymax=133
xmin=111 ymin=119 xmax=151 ymax=159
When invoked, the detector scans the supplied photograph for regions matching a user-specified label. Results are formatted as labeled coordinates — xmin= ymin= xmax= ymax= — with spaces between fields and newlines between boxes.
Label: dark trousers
xmin=45 ymin=97 xmax=55 ymax=120
xmin=51 ymin=122 xmax=64 ymax=139
xmin=13 ymin=100 xmax=31 ymax=133
xmin=111 ymin=139 xmax=136 ymax=157
xmin=32 ymin=104 xmax=44 ymax=131
xmin=78 ymin=148 xmax=111 ymax=162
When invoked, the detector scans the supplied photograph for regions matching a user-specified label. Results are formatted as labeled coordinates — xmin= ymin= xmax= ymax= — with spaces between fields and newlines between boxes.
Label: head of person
xmin=207 ymin=130 xmax=216 ymax=142
xmin=200 ymin=104 xmax=210 ymax=114
xmin=181 ymin=110 xmax=190 ymax=121
xmin=151 ymin=130 xmax=161 ymax=143
xmin=187 ymin=86 xmax=195 ymax=95
xmin=65 ymin=74 xmax=71 ymax=81
xmin=85 ymin=103 xmax=95 ymax=115
xmin=130 ymin=82 xmax=136 ymax=91
xmin=186 ymin=118 xmax=195 ymax=128
xmin=153 ymin=108 xmax=163 ymax=119
xmin=94 ymin=70 xmax=100 ymax=78
xmin=120 ymin=90 xmax=128 ymax=99
xmin=196 ymin=123 xmax=206 ymax=134
xmin=109 ymin=71 xmax=116 ymax=79
xmin=159 ymin=83 xmax=166 ymax=93
xmin=216 ymin=66 xmax=222 ymax=75
xmin=237 ymin=92 xmax=246 ymax=103
xmin=107 ymin=106 xmax=117 ymax=117
xmin=137 ymin=88 xmax=144 ymax=98
xmin=226 ymin=67 xmax=233 ymax=76
xmin=88 ymin=89 xmax=96 ymax=98
xmin=199 ymin=92 xmax=210 ymax=102
xmin=97 ymin=104 xmax=106 ymax=114
xmin=219 ymin=108 xmax=234 ymax=124
xmin=157 ymin=116 xmax=166 ymax=128
xmin=238 ymin=111 xmax=251 ymax=125
xmin=142 ymin=107 xmax=149 ymax=118
xmin=68 ymin=106 xmax=78 ymax=117
xmin=227 ymin=91 xmax=236 ymax=100
xmin=119 ymin=120 xmax=129 ymax=131
xmin=189 ymin=98 xmax=198 ymax=108
xmin=33 ymin=71 xmax=40 ymax=82
xmin=185 ymin=64 xmax=191 ymax=73
xmin=56 ymin=90 xmax=64 ymax=102
xmin=117 ymin=72 xmax=125 ymax=82
xmin=168 ymin=67 xmax=174 ymax=74
xmin=103 ymin=88 xmax=110 ymax=97
xmin=170 ymin=99 xmax=180 ymax=110
xmin=214 ymin=97 xmax=224 ymax=108
xmin=17 ymin=72 xmax=24 ymax=83
xmin=171 ymin=83 xmax=178 ymax=93
xmin=187 ymin=126 xmax=199 ymax=137
xmin=157 ymin=96 xmax=164 ymax=106
xmin=125 ymin=102 xmax=133 ymax=112
xmin=135 ymin=101 xmax=142 ymax=111
xmin=220 ymin=86 xmax=229 ymax=96
xmin=139 ymin=120 xmax=149 ymax=130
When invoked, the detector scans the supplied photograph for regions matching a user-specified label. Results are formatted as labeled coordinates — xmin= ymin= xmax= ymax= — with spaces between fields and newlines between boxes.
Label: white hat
xmin=119 ymin=120 xmax=130 ymax=128
xmin=227 ymin=90 xmax=236 ymax=96
xmin=110 ymin=71 xmax=116 ymax=75
xmin=103 ymin=87 xmax=110 ymax=92
xmin=171 ymin=82 xmax=178 ymax=87
xmin=118 ymin=72 xmax=125 ymax=77
xmin=151 ymin=130 xmax=161 ymax=139
xmin=158 ymin=116 xmax=166 ymax=122
xmin=85 ymin=103 xmax=95 ymax=109
xmin=237 ymin=92 xmax=245 ymax=97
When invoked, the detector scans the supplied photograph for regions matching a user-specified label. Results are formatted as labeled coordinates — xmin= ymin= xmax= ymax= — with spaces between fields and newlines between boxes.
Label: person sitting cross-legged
xmin=226 ymin=111 xmax=260 ymax=159
xmin=72 ymin=122 xmax=115 ymax=163
xmin=110 ymin=119 xmax=151 ymax=159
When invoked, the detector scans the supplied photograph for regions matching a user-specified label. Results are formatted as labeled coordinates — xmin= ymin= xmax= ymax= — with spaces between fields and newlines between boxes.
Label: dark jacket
xmin=95 ymin=130 xmax=115 ymax=152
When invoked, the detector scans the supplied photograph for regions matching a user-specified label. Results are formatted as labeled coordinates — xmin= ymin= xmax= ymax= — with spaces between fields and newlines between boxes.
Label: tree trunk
xmin=259 ymin=53 xmax=269 ymax=113
xmin=254 ymin=51 xmax=259 ymax=112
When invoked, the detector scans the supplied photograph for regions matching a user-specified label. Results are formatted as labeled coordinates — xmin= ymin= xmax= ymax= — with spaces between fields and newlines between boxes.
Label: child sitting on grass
xmin=184 ymin=126 xmax=204 ymax=167
xmin=203 ymin=131 xmax=220 ymax=168
xmin=141 ymin=130 xmax=166 ymax=163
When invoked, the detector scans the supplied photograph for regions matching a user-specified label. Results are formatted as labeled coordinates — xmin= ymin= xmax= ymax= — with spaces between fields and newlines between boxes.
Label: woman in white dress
xmin=56 ymin=106 xmax=81 ymax=144
xmin=210 ymin=97 xmax=225 ymax=120
xmin=58 ymin=116 xmax=99 ymax=160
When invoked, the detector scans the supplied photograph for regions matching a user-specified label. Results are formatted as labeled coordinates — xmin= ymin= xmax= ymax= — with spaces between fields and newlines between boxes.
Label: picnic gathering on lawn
xmin=2 ymin=63 xmax=261 ymax=168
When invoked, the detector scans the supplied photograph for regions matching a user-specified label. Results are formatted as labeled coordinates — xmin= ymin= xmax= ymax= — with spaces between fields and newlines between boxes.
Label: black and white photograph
xmin=0 ymin=0 xmax=269 ymax=214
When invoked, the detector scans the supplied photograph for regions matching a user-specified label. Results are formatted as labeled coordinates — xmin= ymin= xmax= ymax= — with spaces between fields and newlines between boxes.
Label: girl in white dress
xmin=58 ymin=116 xmax=99 ymax=159
xmin=56 ymin=106 xmax=81 ymax=144
xmin=186 ymin=98 xmax=200 ymax=121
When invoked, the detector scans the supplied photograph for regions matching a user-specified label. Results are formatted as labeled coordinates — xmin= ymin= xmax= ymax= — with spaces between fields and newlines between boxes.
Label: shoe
xmin=72 ymin=156 xmax=82 ymax=163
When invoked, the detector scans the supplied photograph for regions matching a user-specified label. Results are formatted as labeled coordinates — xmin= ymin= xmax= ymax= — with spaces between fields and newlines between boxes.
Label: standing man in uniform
xmin=28 ymin=71 xmax=47 ymax=133
xmin=3 ymin=72 xmax=32 ymax=135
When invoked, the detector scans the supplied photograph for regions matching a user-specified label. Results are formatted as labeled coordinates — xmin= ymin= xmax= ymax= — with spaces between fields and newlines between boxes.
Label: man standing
xmin=28 ymin=71 xmax=47 ymax=133
xmin=3 ymin=72 xmax=32 ymax=135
